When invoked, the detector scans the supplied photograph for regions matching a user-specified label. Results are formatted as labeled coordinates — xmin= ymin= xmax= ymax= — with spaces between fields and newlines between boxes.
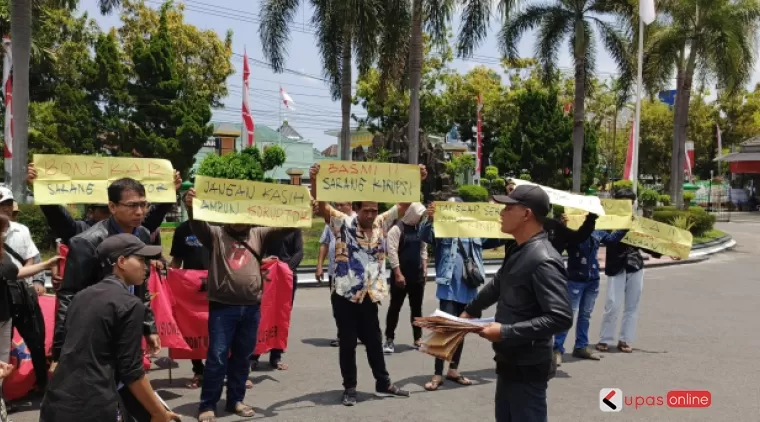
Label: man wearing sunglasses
xmin=52 ymin=178 xmax=164 ymax=373
xmin=461 ymin=185 xmax=573 ymax=422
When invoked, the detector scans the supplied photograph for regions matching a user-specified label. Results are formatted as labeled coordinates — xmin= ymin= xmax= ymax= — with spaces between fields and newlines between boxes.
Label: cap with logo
xmin=492 ymin=185 xmax=551 ymax=218
xmin=0 ymin=186 xmax=14 ymax=204
xmin=96 ymin=234 xmax=163 ymax=265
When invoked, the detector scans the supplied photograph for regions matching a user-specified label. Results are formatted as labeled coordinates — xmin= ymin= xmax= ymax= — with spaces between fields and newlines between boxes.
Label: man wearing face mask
xmin=184 ymin=189 xmax=297 ymax=422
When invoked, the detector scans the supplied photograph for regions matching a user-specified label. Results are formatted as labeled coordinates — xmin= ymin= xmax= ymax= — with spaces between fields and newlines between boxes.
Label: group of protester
xmin=0 ymin=161 xmax=670 ymax=422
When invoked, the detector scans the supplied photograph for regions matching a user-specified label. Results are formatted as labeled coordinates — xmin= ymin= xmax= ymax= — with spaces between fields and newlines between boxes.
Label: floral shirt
xmin=328 ymin=205 xmax=398 ymax=303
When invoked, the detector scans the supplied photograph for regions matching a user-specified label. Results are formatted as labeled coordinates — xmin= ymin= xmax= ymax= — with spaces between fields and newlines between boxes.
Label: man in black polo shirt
xmin=170 ymin=219 xmax=211 ymax=388
xmin=40 ymin=234 xmax=180 ymax=422
xmin=462 ymin=185 xmax=573 ymax=422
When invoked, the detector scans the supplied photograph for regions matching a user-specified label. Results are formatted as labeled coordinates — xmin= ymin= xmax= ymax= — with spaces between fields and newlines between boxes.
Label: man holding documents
xmin=461 ymin=185 xmax=573 ymax=422
xmin=309 ymin=163 xmax=427 ymax=407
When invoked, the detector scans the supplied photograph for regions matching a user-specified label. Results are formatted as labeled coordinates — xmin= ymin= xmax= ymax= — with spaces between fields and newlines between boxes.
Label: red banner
xmin=148 ymin=271 xmax=190 ymax=351
xmin=164 ymin=261 xmax=293 ymax=360
xmin=3 ymin=295 xmax=56 ymax=401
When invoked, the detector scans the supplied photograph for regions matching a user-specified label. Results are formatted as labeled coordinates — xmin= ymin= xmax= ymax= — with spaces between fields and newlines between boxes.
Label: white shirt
xmin=4 ymin=221 xmax=40 ymax=286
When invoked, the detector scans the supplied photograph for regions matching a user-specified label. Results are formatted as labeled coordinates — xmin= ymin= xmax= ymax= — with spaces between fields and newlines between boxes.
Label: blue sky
xmin=78 ymin=0 xmax=760 ymax=150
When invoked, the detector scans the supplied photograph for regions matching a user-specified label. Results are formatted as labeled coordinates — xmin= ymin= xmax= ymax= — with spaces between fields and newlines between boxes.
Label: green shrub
xmin=490 ymin=178 xmax=506 ymax=193
xmin=659 ymin=194 xmax=671 ymax=206
xmin=485 ymin=166 xmax=499 ymax=180
xmin=639 ymin=189 xmax=659 ymax=205
xmin=551 ymin=204 xmax=565 ymax=218
xmin=683 ymin=191 xmax=695 ymax=205
xmin=17 ymin=204 xmax=57 ymax=251
xmin=457 ymin=185 xmax=489 ymax=203
xmin=479 ymin=179 xmax=490 ymax=188
xmin=652 ymin=206 xmax=715 ymax=237
xmin=518 ymin=173 xmax=532 ymax=182
xmin=613 ymin=180 xmax=634 ymax=192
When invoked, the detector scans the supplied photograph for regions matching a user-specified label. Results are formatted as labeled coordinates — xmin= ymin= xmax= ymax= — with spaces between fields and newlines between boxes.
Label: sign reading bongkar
xmin=32 ymin=154 xmax=176 ymax=204
xmin=316 ymin=161 xmax=421 ymax=203
xmin=192 ymin=175 xmax=312 ymax=227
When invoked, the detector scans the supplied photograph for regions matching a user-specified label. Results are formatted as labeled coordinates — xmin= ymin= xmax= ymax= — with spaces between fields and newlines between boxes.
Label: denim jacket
xmin=420 ymin=221 xmax=505 ymax=286
xmin=565 ymin=230 xmax=627 ymax=282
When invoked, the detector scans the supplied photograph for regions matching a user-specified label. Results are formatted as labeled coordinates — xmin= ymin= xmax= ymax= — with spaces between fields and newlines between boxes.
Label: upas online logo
xmin=599 ymin=388 xmax=712 ymax=411
xmin=599 ymin=388 xmax=623 ymax=412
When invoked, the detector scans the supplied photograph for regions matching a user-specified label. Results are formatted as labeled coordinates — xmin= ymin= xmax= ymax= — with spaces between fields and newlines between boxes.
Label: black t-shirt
xmin=0 ymin=252 xmax=19 ymax=322
xmin=40 ymin=276 xmax=146 ymax=422
xmin=170 ymin=221 xmax=210 ymax=270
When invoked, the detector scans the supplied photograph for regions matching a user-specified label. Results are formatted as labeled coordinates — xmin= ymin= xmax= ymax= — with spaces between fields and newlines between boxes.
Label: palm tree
xmin=260 ymin=0 xmax=387 ymax=161
xmin=500 ymin=1 xmax=633 ymax=192
xmin=398 ymin=0 xmax=511 ymax=165
xmin=9 ymin=0 xmax=122 ymax=201
xmin=645 ymin=0 xmax=760 ymax=206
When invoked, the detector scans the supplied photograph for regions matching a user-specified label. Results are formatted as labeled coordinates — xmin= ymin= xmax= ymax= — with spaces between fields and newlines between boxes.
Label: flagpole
xmin=279 ymin=84 xmax=282 ymax=147
xmin=632 ymin=17 xmax=645 ymax=199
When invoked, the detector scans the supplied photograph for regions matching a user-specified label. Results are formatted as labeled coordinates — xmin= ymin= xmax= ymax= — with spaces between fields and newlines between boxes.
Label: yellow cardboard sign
xmin=433 ymin=202 xmax=513 ymax=239
xmin=32 ymin=154 xmax=175 ymax=204
xmin=566 ymin=199 xmax=633 ymax=230
xmin=622 ymin=217 xmax=693 ymax=260
xmin=192 ymin=176 xmax=312 ymax=228
xmin=315 ymin=160 xmax=420 ymax=203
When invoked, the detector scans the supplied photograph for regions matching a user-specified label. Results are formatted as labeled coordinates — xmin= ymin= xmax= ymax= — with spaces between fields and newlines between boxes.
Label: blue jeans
xmin=553 ymin=279 xmax=600 ymax=354
xmin=199 ymin=302 xmax=261 ymax=413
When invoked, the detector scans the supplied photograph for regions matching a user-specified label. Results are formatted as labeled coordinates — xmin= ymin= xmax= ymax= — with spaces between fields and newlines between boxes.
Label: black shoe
xmin=375 ymin=384 xmax=410 ymax=398
xmin=342 ymin=388 xmax=357 ymax=406
xmin=330 ymin=338 xmax=339 ymax=347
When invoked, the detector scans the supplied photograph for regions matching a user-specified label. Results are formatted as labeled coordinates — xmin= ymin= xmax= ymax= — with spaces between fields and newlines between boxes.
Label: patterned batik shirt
xmin=328 ymin=205 xmax=398 ymax=303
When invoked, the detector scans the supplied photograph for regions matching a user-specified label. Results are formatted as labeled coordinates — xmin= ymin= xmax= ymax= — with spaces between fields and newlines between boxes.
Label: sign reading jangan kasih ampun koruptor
xmin=433 ymin=202 xmax=513 ymax=239
xmin=315 ymin=161 xmax=420 ymax=203
xmin=192 ymin=175 xmax=312 ymax=227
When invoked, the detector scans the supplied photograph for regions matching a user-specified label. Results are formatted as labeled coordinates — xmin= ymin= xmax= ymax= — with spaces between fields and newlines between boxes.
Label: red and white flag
xmin=684 ymin=141 xmax=694 ymax=182
xmin=241 ymin=49 xmax=255 ymax=147
xmin=2 ymin=37 xmax=13 ymax=183
xmin=280 ymin=87 xmax=295 ymax=111
xmin=476 ymin=94 xmax=483 ymax=174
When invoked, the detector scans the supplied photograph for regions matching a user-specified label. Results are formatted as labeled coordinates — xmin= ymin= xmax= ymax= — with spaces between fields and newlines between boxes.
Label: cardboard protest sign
xmin=622 ymin=217 xmax=693 ymax=260
xmin=432 ymin=201 xmax=512 ymax=239
xmin=511 ymin=179 xmax=606 ymax=216
xmin=566 ymin=199 xmax=633 ymax=230
xmin=192 ymin=175 xmax=312 ymax=227
xmin=315 ymin=160 xmax=420 ymax=203
xmin=32 ymin=154 xmax=175 ymax=204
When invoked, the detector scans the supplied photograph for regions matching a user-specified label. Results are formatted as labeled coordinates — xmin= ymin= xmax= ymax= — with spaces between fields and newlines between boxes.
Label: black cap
xmin=492 ymin=185 xmax=551 ymax=218
xmin=97 ymin=234 xmax=163 ymax=265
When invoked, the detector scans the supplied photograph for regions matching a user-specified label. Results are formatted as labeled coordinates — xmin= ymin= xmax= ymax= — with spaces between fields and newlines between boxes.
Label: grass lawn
xmin=39 ymin=225 xmax=728 ymax=263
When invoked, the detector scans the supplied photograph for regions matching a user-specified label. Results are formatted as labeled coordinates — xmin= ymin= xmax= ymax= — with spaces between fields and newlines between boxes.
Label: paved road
xmin=10 ymin=221 xmax=759 ymax=421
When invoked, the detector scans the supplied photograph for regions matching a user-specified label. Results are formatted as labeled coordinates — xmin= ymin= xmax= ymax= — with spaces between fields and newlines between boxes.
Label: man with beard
xmin=184 ymin=189 xmax=297 ymax=422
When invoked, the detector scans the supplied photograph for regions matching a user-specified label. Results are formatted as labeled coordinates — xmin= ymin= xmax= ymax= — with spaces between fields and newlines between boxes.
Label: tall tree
xmin=500 ymin=0 xmax=633 ymax=192
xmin=127 ymin=3 xmax=211 ymax=177
xmin=8 ymin=0 xmax=122 ymax=200
xmin=89 ymin=29 xmax=131 ymax=150
xmin=259 ymin=0 xmax=387 ymax=161
xmin=645 ymin=0 xmax=760 ymax=205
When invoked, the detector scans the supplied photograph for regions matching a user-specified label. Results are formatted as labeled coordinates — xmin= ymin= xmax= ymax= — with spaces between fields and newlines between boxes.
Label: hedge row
xmin=652 ymin=206 xmax=716 ymax=237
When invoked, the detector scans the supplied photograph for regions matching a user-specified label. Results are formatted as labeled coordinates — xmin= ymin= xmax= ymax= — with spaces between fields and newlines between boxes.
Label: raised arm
xmin=141 ymin=170 xmax=183 ymax=233
xmin=183 ymin=188 xmax=217 ymax=248
xmin=309 ymin=164 xmax=331 ymax=224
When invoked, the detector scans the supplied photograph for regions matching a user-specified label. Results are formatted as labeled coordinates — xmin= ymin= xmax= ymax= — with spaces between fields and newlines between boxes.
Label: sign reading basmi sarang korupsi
xmin=192 ymin=176 xmax=312 ymax=228
xmin=315 ymin=160 xmax=420 ymax=203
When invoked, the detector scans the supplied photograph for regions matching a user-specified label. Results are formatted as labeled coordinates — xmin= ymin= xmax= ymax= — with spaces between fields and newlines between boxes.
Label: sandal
xmin=271 ymin=360 xmax=288 ymax=370
xmin=245 ymin=379 xmax=254 ymax=389
xmin=186 ymin=374 xmax=203 ymax=389
xmin=617 ymin=342 xmax=633 ymax=353
xmin=445 ymin=374 xmax=472 ymax=386
xmin=424 ymin=376 xmax=444 ymax=391
xmin=596 ymin=343 xmax=609 ymax=352
xmin=225 ymin=402 xmax=255 ymax=418
xmin=198 ymin=411 xmax=216 ymax=422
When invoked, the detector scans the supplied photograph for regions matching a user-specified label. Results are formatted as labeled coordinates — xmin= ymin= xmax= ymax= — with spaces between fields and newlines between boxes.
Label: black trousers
xmin=13 ymin=295 xmax=48 ymax=389
xmin=494 ymin=376 xmax=548 ymax=422
xmin=384 ymin=280 xmax=424 ymax=341
xmin=434 ymin=300 xmax=467 ymax=375
xmin=331 ymin=293 xmax=390 ymax=390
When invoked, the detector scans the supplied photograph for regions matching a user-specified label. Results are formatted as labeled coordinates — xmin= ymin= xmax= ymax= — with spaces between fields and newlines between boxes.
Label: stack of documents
xmin=414 ymin=310 xmax=494 ymax=361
